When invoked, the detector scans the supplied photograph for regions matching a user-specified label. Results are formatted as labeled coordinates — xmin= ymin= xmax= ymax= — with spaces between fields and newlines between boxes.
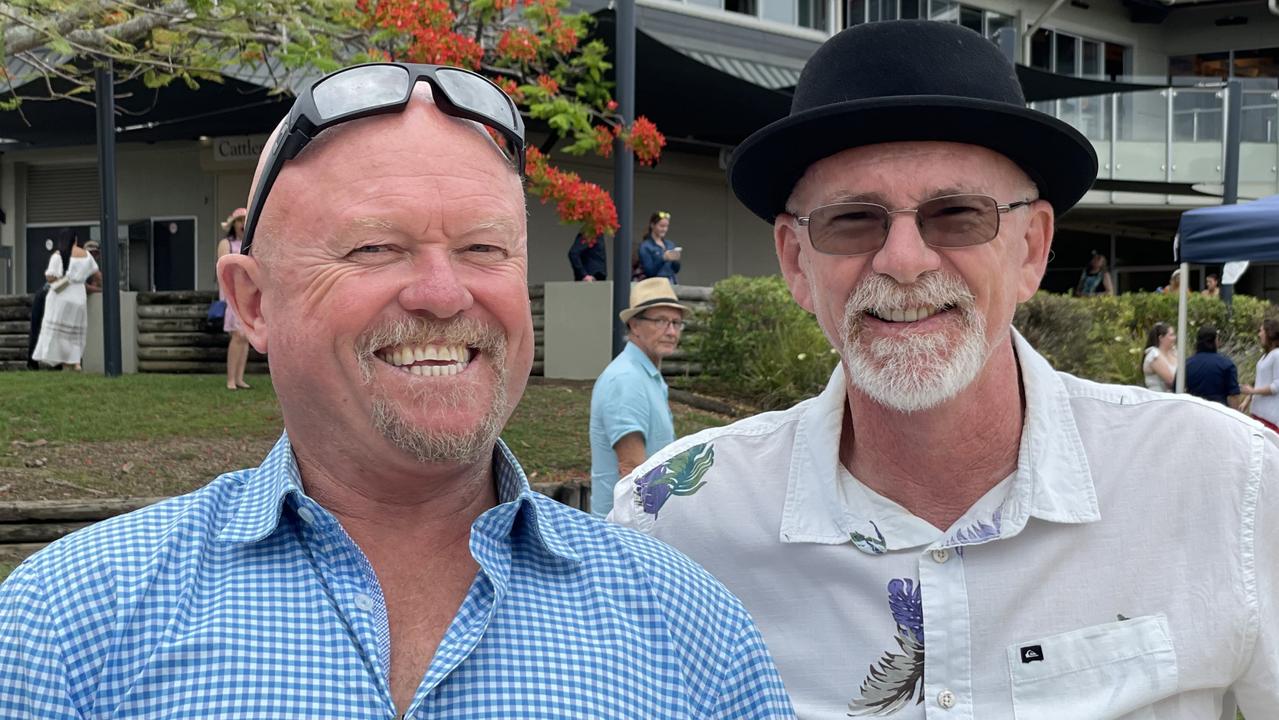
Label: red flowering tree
xmin=4 ymin=0 xmax=660 ymax=238
xmin=358 ymin=0 xmax=666 ymax=238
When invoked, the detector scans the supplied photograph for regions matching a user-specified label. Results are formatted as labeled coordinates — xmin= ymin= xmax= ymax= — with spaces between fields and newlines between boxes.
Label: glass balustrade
xmin=1034 ymin=77 xmax=1279 ymax=200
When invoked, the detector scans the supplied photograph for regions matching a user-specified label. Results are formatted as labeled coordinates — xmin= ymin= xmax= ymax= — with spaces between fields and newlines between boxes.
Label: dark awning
xmin=1013 ymin=65 xmax=1166 ymax=102
xmin=0 ymin=74 xmax=291 ymax=148
xmin=590 ymin=10 xmax=792 ymax=148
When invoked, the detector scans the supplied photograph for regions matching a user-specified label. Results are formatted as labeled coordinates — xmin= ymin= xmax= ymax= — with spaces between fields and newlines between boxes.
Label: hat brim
xmin=729 ymin=95 xmax=1098 ymax=223
xmin=619 ymin=299 xmax=691 ymax=324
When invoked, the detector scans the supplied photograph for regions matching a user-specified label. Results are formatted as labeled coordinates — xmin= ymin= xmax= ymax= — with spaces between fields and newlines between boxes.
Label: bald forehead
xmin=787 ymin=141 xmax=1036 ymax=212
xmin=248 ymin=84 xmax=521 ymax=258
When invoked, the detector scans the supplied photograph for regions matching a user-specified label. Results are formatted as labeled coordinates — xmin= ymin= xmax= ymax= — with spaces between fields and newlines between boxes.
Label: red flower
xmin=536 ymin=74 xmax=560 ymax=95
xmin=623 ymin=116 xmax=665 ymax=166
xmin=498 ymin=27 xmax=539 ymax=64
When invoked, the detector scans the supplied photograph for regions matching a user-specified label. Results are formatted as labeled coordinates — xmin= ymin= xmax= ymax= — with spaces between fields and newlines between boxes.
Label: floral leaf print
xmin=848 ymin=579 xmax=925 ymax=717
xmin=633 ymin=443 xmax=715 ymax=517
xmin=849 ymin=521 xmax=887 ymax=555
xmin=945 ymin=504 xmax=1004 ymax=547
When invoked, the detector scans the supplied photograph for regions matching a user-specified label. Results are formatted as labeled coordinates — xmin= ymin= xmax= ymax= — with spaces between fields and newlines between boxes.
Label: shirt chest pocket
xmin=1007 ymin=614 xmax=1179 ymax=720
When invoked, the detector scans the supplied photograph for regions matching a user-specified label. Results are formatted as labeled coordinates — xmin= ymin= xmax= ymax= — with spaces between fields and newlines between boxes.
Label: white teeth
xmin=878 ymin=307 xmax=941 ymax=323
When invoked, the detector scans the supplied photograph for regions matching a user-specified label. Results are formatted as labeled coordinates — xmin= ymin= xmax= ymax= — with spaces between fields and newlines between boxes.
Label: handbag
xmin=204 ymin=300 xmax=227 ymax=332
xmin=49 ymin=276 xmax=70 ymax=293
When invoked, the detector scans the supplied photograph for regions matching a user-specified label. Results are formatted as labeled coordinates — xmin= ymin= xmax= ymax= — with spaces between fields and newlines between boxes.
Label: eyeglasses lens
xmin=435 ymin=67 xmax=515 ymax=129
xmin=808 ymin=194 xmax=1000 ymax=255
xmin=312 ymin=65 xmax=410 ymax=120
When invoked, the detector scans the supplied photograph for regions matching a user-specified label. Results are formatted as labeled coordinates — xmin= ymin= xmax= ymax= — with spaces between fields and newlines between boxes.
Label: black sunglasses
xmin=241 ymin=62 xmax=526 ymax=255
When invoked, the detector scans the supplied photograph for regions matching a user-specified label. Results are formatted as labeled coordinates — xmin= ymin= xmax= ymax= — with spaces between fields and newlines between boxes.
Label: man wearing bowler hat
xmin=611 ymin=20 xmax=1278 ymax=718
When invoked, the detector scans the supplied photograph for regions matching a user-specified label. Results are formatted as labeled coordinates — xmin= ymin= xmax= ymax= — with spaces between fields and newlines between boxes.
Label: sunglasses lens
xmin=808 ymin=203 xmax=888 ymax=255
xmin=918 ymin=195 xmax=999 ymax=247
xmin=435 ymin=68 xmax=518 ymax=132
xmin=313 ymin=64 xmax=410 ymax=120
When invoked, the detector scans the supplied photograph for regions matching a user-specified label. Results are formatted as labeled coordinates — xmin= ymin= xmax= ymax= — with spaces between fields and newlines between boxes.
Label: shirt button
xmin=931 ymin=548 xmax=951 ymax=564
xmin=937 ymin=689 xmax=956 ymax=709
xmin=297 ymin=506 xmax=316 ymax=525
xmin=354 ymin=593 xmax=375 ymax=612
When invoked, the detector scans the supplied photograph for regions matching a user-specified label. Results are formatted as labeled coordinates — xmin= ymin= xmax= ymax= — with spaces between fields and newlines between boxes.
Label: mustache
xmin=844 ymin=272 xmax=975 ymax=318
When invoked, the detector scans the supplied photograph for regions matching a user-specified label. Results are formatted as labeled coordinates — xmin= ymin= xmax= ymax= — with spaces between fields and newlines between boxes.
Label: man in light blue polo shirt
xmin=590 ymin=278 xmax=687 ymax=516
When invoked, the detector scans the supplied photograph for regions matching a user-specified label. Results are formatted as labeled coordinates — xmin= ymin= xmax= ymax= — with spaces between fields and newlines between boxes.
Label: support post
xmin=95 ymin=61 xmax=122 ymax=377
xmin=611 ymin=0 xmax=636 ymax=358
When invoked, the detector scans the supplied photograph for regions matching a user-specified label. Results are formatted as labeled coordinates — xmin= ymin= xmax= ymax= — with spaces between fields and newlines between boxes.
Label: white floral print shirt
xmin=611 ymin=329 xmax=1279 ymax=720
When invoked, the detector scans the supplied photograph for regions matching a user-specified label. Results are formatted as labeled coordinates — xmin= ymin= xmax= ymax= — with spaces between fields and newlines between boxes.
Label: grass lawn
xmin=0 ymin=372 xmax=728 ymax=497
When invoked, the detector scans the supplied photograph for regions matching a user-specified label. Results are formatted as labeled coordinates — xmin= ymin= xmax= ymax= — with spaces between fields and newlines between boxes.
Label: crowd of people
xmin=3 ymin=21 xmax=1278 ymax=720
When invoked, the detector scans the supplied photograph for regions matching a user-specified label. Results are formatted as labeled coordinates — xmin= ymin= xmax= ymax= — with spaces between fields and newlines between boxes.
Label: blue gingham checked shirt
xmin=0 ymin=433 xmax=794 ymax=719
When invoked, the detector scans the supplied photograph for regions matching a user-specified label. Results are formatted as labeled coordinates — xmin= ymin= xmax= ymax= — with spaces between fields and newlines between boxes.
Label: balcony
xmin=1033 ymin=77 xmax=1279 ymax=203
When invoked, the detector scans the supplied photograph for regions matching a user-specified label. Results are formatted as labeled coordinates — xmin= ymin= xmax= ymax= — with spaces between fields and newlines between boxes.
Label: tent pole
xmin=1176 ymin=261 xmax=1188 ymax=393
xmin=611 ymin=0 xmax=636 ymax=358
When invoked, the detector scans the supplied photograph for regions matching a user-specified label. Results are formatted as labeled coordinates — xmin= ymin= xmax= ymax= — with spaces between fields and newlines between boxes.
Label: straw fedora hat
xmin=729 ymin=20 xmax=1098 ymax=223
xmin=619 ymin=278 xmax=690 ymax=323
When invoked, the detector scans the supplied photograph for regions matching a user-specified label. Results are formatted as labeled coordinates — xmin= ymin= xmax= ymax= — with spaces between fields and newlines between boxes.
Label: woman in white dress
xmin=1241 ymin=318 xmax=1279 ymax=433
xmin=1142 ymin=321 xmax=1176 ymax=392
xmin=32 ymin=232 xmax=98 ymax=370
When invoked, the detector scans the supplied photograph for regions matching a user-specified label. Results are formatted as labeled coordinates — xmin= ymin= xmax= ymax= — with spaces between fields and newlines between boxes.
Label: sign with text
xmin=212 ymin=135 xmax=269 ymax=163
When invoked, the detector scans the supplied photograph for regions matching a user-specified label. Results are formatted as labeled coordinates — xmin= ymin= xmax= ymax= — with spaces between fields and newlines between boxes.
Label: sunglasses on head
xmin=656 ymin=211 xmax=671 ymax=219
xmin=241 ymin=62 xmax=526 ymax=255
xmin=795 ymin=193 xmax=1035 ymax=256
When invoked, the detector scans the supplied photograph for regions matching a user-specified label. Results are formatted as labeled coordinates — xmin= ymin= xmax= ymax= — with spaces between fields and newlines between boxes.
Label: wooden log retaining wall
xmin=0 ymin=295 xmax=32 ymax=371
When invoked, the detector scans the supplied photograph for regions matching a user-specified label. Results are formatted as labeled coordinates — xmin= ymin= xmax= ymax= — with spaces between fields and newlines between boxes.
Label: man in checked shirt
xmin=0 ymin=64 xmax=793 ymax=720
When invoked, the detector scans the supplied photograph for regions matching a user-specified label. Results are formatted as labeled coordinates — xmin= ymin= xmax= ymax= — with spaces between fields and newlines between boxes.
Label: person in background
xmin=567 ymin=229 xmax=606 ymax=282
xmin=83 ymin=241 xmax=104 ymax=295
xmin=1160 ymin=268 xmax=1182 ymax=295
xmin=217 ymin=208 xmax=252 ymax=390
xmin=637 ymin=210 xmax=681 ymax=283
xmin=32 ymin=231 xmax=98 ymax=371
xmin=1142 ymin=321 xmax=1176 ymax=391
xmin=1073 ymin=251 xmax=1113 ymax=296
xmin=1202 ymin=273 xmax=1221 ymax=298
xmin=1241 ymin=317 xmax=1279 ymax=432
xmin=1185 ymin=325 xmax=1242 ymax=408
xmin=24 ymin=235 xmax=65 ymax=370
xmin=589 ymin=278 xmax=687 ymax=518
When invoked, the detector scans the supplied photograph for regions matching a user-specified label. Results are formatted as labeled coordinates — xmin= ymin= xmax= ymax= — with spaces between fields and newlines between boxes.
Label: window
xmin=846 ymin=1 xmax=1018 ymax=59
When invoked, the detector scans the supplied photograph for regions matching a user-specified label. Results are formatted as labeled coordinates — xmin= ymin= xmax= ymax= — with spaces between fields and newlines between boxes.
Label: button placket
xmin=920 ymin=546 xmax=974 ymax=718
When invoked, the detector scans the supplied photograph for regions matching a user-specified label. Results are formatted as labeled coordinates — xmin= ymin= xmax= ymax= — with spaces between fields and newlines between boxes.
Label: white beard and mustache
xmin=838 ymin=272 xmax=989 ymax=413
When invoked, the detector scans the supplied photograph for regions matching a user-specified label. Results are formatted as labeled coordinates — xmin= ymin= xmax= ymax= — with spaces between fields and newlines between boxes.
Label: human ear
xmin=217 ymin=253 xmax=269 ymax=354
xmin=1016 ymin=200 xmax=1055 ymax=302
xmin=776 ymin=214 xmax=815 ymax=313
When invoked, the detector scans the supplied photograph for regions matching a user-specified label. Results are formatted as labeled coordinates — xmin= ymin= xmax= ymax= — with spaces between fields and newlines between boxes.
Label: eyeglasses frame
xmin=794 ymin=193 xmax=1036 ymax=256
xmin=634 ymin=314 xmax=686 ymax=331
xmin=240 ymin=62 xmax=526 ymax=256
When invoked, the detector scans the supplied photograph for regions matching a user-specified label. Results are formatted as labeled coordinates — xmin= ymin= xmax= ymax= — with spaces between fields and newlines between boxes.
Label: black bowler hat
xmin=729 ymin=20 xmax=1098 ymax=223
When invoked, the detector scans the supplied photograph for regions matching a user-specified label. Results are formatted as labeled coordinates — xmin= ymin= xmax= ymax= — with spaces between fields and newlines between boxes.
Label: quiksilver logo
xmin=1020 ymin=645 xmax=1044 ymax=664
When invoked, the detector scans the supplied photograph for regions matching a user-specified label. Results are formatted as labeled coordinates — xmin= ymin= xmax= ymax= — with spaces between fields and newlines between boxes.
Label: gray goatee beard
xmin=838 ymin=272 xmax=988 ymax=413
xmin=356 ymin=316 xmax=508 ymax=464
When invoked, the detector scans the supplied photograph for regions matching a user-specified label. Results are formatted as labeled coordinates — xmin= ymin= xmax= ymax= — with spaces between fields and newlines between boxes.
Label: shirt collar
xmin=779 ymin=328 xmax=1100 ymax=552
xmin=216 ymin=433 xmax=581 ymax=565
xmin=623 ymin=340 xmax=661 ymax=379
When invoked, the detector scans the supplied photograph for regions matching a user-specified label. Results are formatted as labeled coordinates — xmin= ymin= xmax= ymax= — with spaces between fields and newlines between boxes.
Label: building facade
xmin=1 ymin=0 xmax=1277 ymax=299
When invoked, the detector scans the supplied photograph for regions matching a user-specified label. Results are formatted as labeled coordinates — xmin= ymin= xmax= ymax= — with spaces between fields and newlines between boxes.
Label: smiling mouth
xmin=376 ymin=343 xmax=474 ymax=376
xmin=864 ymin=305 xmax=955 ymax=323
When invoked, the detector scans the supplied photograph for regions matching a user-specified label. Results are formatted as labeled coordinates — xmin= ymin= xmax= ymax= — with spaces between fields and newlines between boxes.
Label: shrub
xmin=1014 ymin=291 xmax=1273 ymax=385
xmin=688 ymin=275 xmax=837 ymax=410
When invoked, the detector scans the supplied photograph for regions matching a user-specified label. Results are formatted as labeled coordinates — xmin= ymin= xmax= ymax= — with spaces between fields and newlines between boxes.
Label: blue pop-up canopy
xmin=1176 ymin=194 xmax=1279 ymax=263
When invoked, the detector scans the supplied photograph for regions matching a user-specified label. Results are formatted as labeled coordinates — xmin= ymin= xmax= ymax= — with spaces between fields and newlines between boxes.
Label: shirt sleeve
xmin=567 ymin=235 xmax=586 ymax=278
xmin=0 ymin=563 xmax=81 ymax=719
xmin=1264 ymin=351 xmax=1279 ymax=394
xmin=710 ymin=616 xmax=796 ymax=719
xmin=1232 ymin=433 xmax=1279 ymax=715
xmin=44 ymin=253 xmax=64 ymax=278
xmin=1142 ymin=347 xmax=1158 ymax=373
xmin=1226 ymin=362 xmax=1241 ymax=397
xmin=639 ymin=240 xmax=664 ymax=278
xmin=599 ymin=375 xmax=651 ymax=448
